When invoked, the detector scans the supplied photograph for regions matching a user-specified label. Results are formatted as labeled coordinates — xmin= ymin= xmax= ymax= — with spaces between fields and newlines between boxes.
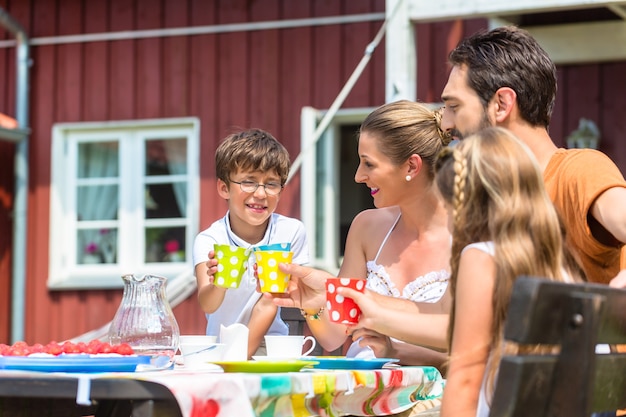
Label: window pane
xmin=145 ymin=138 xmax=187 ymax=176
xmin=77 ymin=228 xmax=118 ymax=264
xmin=145 ymin=138 xmax=187 ymax=219
xmin=77 ymin=185 xmax=119 ymax=221
xmin=145 ymin=226 xmax=186 ymax=263
xmin=78 ymin=142 xmax=119 ymax=178
xmin=145 ymin=184 xmax=185 ymax=219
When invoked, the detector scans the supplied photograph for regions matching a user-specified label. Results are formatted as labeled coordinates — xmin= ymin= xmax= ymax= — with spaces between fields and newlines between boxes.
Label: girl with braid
xmin=434 ymin=127 xmax=583 ymax=417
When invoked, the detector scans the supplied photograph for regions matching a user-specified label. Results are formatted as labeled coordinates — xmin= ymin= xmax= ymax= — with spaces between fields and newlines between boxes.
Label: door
xmin=299 ymin=106 xmax=375 ymax=273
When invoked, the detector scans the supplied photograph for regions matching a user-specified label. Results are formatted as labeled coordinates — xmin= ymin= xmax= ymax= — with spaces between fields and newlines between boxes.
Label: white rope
xmin=286 ymin=0 xmax=401 ymax=185
xmin=70 ymin=3 xmax=402 ymax=342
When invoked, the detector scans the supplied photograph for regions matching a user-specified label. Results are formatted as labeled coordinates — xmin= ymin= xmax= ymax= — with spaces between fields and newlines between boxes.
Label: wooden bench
xmin=490 ymin=276 xmax=626 ymax=417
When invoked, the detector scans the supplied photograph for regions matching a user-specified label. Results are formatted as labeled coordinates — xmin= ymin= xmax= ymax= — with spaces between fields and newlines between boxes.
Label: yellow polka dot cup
xmin=325 ymin=277 xmax=366 ymax=324
xmin=213 ymin=244 xmax=249 ymax=289
xmin=254 ymin=250 xmax=294 ymax=293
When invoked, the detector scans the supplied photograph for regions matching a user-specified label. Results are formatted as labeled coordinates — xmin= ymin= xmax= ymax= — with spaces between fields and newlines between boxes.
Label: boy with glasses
xmin=192 ymin=128 xmax=309 ymax=358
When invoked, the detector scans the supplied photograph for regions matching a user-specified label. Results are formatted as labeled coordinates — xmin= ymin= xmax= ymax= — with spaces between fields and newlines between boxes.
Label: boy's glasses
xmin=230 ymin=179 xmax=283 ymax=196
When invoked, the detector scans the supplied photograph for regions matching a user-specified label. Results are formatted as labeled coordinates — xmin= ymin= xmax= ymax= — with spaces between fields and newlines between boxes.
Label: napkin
xmin=219 ymin=323 xmax=249 ymax=361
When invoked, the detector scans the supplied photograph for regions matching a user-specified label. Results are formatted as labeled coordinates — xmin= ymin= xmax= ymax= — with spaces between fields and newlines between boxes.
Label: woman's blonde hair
xmin=435 ymin=127 xmax=584 ymax=395
xmin=359 ymin=100 xmax=450 ymax=178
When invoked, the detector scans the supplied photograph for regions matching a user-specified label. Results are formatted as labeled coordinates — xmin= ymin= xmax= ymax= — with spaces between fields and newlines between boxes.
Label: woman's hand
xmin=263 ymin=263 xmax=331 ymax=310
xmin=349 ymin=327 xmax=396 ymax=359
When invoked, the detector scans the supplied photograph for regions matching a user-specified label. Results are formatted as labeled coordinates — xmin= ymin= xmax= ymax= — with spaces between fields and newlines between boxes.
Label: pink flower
xmin=165 ymin=239 xmax=180 ymax=254
xmin=85 ymin=242 xmax=98 ymax=254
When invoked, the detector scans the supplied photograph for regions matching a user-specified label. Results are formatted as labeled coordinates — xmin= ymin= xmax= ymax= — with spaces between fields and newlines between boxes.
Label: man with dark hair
xmin=440 ymin=25 xmax=626 ymax=287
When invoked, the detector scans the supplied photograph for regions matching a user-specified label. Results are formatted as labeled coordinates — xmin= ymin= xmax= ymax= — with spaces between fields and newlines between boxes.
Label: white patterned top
xmin=346 ymin=214 xmax=450 ymax=358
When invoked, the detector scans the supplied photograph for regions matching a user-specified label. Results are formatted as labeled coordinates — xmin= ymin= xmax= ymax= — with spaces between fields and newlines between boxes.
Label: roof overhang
xmin=407 ymin=0 xmax=626 ymax=23
xmin=408 ymin=0 xmax=626 ymax=65
xmin=0 ymin=126 xmax=29 ymax=142
xmin=385 ymin=0 xmax=626 ymax=101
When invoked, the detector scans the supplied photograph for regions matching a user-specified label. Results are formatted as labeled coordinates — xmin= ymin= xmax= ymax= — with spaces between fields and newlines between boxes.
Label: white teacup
xmin=264 ymin=335 xmax=316 ymax=358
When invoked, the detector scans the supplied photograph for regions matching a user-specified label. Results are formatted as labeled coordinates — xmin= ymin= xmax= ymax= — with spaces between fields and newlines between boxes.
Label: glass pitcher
xmin=108 ymin=273 xmax=180 ymax=367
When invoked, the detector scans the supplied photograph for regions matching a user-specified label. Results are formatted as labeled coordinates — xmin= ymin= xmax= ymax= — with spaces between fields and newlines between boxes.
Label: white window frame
xmin=300 ymin=107 xmax=374 ymax=274
xmin=48 ymin=117 xmax=200 ymax=289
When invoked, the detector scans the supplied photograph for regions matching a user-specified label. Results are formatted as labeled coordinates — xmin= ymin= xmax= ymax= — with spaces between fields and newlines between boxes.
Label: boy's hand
xmin=255 ymin=292 xmax=278 ymax=311
xmin=253 ymin=263 xmax=261 ymax=292
xmin=205 ymin=250 xmax=218 ymax=285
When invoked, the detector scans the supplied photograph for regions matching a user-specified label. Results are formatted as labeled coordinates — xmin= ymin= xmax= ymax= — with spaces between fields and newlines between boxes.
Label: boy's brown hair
xmin=215 ymin=128 xmax=291 ymax=185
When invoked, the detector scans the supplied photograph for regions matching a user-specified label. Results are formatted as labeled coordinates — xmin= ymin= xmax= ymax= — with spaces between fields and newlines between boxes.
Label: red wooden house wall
xmin=0 ymin=0 xmax=390 ymax=344
xmin=0 ymin=0 xmax=625 ymax=344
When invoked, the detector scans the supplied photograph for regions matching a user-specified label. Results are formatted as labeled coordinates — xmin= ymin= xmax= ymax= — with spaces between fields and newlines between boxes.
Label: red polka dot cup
xmin=325 ymin=277 xmax=366 ymax=324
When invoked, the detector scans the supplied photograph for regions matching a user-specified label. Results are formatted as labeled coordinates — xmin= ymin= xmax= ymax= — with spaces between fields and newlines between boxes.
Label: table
xmin=0 ymin=365 xmax=443 ymax=417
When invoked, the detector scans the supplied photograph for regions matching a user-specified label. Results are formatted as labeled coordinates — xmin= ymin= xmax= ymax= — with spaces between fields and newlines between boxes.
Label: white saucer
xmin=252 ymin=356 xmax=309 ymax=361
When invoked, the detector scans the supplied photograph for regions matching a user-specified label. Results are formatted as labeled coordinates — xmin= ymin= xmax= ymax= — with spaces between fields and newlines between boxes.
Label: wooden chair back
xmin=489 ymin=276 xmax=626 ymax=417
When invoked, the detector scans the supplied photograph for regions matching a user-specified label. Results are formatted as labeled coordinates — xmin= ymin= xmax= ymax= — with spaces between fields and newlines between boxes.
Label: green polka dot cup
xmin=254 ymin=250 xmax=294 ymax=293
xmin=213 ymin=244 xmax=249 ymax=289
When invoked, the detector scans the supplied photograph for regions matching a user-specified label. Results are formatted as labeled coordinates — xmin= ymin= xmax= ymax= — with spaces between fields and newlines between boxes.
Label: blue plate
xmin=0 ymin=354 xmax=151 ymax=373
xmin=305 ymin=356 xmax=399 ymax=370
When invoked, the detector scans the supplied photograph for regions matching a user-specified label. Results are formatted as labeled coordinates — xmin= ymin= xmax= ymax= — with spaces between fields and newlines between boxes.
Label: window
xmin=300 ymin=107 xmax=374 ymax=273
xmin=301 ymin=104 xmax=441 ymax=272
xmin=49 ymin=118 xmax=199 ymax=289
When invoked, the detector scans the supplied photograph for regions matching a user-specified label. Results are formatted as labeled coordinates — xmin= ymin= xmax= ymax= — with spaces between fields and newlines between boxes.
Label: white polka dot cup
xmin=325 ymin=277 xmax=366 ymax=324
xmin=213 ymin=244 xmax=249 ymax=289
xmin=254 ymin=250 xmax=294 ymax=293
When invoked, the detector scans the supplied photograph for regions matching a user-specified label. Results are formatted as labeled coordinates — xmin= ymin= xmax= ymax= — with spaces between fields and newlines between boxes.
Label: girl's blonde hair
xmin=435 ymin=127 xmax=584 ymax=395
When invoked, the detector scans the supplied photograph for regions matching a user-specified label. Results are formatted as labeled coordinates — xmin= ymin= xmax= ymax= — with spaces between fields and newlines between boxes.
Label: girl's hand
xmin=336 ymin=287 xmax=382 ymax=331
xmin=610 ymin=270 xmax=626 ymax=288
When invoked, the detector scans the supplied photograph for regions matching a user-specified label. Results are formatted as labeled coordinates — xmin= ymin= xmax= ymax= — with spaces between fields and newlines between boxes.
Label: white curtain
xmin=77 ymin=142 xmax=119 ymax=263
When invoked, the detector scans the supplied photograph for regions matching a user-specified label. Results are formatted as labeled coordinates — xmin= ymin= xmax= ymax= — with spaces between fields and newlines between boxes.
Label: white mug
xmin=264 ymin=335 xmax=316 ymax=358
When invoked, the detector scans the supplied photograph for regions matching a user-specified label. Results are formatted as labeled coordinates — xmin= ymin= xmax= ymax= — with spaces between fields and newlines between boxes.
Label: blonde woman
xmin=268 ymin=100 xmax=452 ymax=368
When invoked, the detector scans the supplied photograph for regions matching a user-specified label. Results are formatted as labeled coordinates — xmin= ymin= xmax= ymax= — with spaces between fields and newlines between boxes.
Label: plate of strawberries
xmin=0 ymin=340 xmax=149 ymax=373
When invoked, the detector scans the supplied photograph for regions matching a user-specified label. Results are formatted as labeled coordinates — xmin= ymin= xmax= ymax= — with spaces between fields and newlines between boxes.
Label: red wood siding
xmin=415 ymin=19 xmax=626 ymax=175
xmin=0 ymin=1 xmax=624 ymax=344
xmin=0 ymin=0 xmax=391 ymax=344
xmin=0 ymin=141 xmax=13 ymax=342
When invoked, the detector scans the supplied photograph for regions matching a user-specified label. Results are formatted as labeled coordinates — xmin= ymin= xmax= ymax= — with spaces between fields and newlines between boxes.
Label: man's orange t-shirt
xmin=544 ymin=148 xmax=626 ymax=284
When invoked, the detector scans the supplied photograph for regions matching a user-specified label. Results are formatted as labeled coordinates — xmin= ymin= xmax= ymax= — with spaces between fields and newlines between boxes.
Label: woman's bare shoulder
xmin=349 ymin=206 xmax=400 ymax=239
xmin=352 ymin=206 xmax=400 ymax=224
